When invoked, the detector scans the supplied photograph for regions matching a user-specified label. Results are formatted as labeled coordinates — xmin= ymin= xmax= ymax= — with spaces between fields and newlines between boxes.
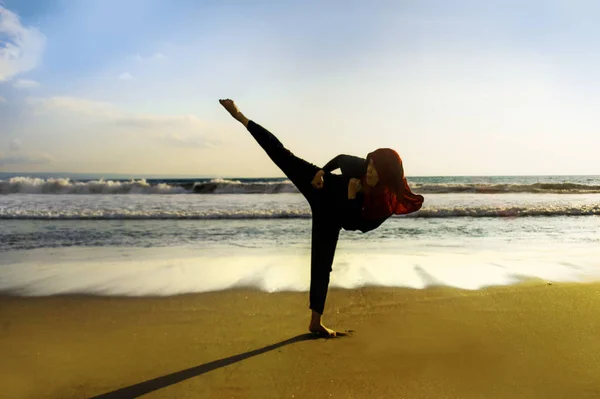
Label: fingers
xmin=312 ymin=171 xmax=325 ymax=189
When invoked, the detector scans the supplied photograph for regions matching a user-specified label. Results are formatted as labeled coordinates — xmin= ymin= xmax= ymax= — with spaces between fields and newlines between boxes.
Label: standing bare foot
xmin=219 ymin=98 xmax=249 ymax=127
xmin=309 ymin=323 xmax=337 ymax=337
xmin=309 ymin=310 xmax=337 ymax=337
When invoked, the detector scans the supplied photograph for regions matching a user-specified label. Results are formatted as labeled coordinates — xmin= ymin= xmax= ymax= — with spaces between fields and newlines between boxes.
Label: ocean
xmin=1 ymin=174 xmax=599 ymax=296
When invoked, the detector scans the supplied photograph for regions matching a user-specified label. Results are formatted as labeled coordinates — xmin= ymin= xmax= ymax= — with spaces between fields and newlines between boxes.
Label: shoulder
xmin=339 ymin=154 xmax=367 ymax=164
xmin=340 ymin=154 xmax=366 ymax=160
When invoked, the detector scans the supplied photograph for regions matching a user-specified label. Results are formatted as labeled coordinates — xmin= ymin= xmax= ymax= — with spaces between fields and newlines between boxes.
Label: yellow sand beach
xmin=1 ymin=282 xmax=599 ymax=398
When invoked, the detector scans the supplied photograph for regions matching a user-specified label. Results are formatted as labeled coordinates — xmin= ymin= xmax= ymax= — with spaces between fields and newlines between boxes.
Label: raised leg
xmin=219 ymin=99 xmax=319 ymax=203
xmin=246 ymin=120 xmax=320 ymax=203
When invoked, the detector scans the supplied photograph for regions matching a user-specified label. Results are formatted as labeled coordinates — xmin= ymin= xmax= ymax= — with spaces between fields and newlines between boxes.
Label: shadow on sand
xmin=91 ymin=332 xmax=349 ymax=398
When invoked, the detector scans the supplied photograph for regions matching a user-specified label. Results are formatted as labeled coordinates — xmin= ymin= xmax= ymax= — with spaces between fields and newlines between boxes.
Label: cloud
xmin=9 ymin=138 xmax=21 ymax=151
xmin=113 ymin=114 xmax=204 ymax=129
xmin=27 ymin=96 xmax=218 ymax=148
xmin=0 ymin=95 xmax=5 ymax=102
xmin=27 ymin=96 xmax=115 ymax=117
xmin=28 ymin=96 xmax=203 ymax=127
xmin=132 ymin=53 xmax=165 ymax=62
xmin=0 ymin=6 xmax=46 ymax=81
xmin=158 ymin=132 xmax=216 ymax=149
xmin=1 ymin=137 xmax=52 ymax=166
xmin=12 ymin=78 xmax=40 ymax=88
xmin=0 ymin=153 xmax=53 ymax=165
xmin=118 ymin=72 xmax=134 ymax=80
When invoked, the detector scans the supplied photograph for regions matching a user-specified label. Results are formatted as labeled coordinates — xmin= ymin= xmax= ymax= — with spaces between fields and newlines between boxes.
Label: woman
xmin=219 ymin=99 xmax=424 ymax=337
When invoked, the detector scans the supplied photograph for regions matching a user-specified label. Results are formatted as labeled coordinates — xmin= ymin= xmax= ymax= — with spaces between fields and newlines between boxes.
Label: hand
xmin=348 ymin=178 xmax=362 ymax=199
xmin=312 ymin=170 xmax=325 ymax=189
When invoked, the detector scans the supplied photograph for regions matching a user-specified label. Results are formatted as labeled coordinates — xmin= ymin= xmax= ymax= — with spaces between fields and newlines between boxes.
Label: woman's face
xmin=365 ymin=158 xmax=379 ymax=187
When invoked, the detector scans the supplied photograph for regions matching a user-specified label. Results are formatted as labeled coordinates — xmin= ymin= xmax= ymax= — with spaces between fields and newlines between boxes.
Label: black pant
xmin=247 ymin=121 xmax=341 ymax=315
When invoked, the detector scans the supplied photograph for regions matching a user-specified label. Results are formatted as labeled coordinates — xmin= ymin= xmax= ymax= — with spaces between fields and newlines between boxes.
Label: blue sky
xmin=1 ymin=0 xmax=599 ymax=177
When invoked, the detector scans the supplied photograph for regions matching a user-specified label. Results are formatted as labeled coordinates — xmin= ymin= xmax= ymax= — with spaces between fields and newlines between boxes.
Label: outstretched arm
xmin=219 ymin=99 xmax=249 ymax=127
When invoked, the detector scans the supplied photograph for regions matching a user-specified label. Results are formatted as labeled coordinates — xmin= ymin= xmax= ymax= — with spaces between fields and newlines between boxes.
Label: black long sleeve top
xmin=322 ymin=154 xmax=387 ymax=233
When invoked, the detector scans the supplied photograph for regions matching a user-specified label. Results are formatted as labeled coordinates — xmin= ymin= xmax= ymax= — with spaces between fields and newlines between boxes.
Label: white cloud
xmin=113 ymin=114 xmax=204 ymax=129
xmin=9 ymin=138 xmax=21 ymax=151
xmin=118 ymin=72 xmax=134 ymax=80
xmin=132 ymin=52 xmax=165 ymax=62
xmin=27 ymin=96 xmax=218 ymax=148
xmin=27 ymin=96 xmax=115 ymax=117
xmin=0 ymin=6 xmax=46 ymax=81
xmin=0 ymin=153 xmax=53 ymax=165
xmin=12 ymin=78 xmax=40 ymax=88
xmin=0 ymin=95 xmax=5 ymax=102
xmin=158 ymin=132 xmax=216 ymax=149
xmin=1 ymin=137 xmax=52 ymax=166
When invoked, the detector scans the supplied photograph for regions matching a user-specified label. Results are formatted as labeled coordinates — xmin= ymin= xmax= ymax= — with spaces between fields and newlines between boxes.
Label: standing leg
xmin=308 ymin=215 xmax=341 ymax=337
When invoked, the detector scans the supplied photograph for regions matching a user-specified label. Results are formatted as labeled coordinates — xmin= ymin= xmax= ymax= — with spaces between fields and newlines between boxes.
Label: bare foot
xmin=308 ymin=310 xmax=337 ymax=337
xmin=219 ymin=98 xmax=240 ymax=116
xmin=219 ymin=99 xmax=249 ymax=127
xmin=309 ymin=322 xmax=337 ymax=337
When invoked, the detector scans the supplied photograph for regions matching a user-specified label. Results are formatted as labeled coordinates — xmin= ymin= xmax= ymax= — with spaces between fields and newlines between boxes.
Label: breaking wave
xmin=0 ymin=177 xmax=186 ymax=194
xmin=2 ymin=176 xmax=600 ymax=195
xmin=412 ymin=182 xmax=600 ymax=194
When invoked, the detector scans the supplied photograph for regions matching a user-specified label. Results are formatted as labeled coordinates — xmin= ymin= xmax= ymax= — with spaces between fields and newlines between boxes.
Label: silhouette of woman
xmin=219 ymin=99 xmax=424 ymax=336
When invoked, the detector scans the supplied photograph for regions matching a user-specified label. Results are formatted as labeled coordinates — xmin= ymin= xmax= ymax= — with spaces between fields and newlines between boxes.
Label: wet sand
xmin=1 ymin=282 xmax=600 ymax=398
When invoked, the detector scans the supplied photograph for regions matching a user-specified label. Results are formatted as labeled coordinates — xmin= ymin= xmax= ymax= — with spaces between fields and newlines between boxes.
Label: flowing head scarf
xmin=360 ymin=148 xmax=424 ymax=219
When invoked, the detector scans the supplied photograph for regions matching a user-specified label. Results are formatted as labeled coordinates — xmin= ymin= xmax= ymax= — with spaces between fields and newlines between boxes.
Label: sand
xmin=1 ymin=282 xmax=600 ymax=398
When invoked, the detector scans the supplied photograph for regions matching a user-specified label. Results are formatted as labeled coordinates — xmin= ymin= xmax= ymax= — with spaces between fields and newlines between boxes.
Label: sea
xmin=1 ymin=173 xmax=599 ymax=297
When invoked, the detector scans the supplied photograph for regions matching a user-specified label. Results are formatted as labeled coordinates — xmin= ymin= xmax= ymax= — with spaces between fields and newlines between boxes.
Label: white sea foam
xmin=411 ymin=182 xmax=600 ymax=194
xmin=1 ymin=245 xmax=599 ymax=297
xmin=1 ymin=204 xmax=599 ymax=219
xmin=0 ymin=177 xmax=186 ymax=194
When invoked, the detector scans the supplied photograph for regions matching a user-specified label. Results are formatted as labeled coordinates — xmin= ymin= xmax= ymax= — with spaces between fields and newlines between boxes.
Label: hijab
xmin=360 ymin=148 xmax=424 ymax=219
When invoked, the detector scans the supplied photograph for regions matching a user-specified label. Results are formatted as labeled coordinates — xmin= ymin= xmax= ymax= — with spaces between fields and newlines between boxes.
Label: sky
xmin=1 ymin=0 xmax=599 ymax=177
